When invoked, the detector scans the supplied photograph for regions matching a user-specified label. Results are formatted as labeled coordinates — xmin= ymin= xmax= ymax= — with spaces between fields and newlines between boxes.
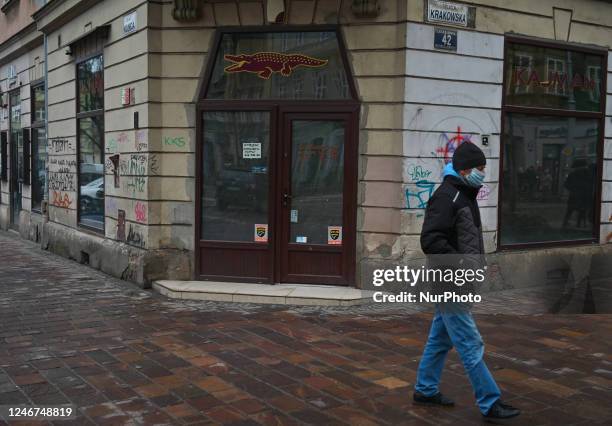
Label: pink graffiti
xmin=436 ymin=126 xmax=472 ymax=164
xmin=477 ymin=185 xmax=491 ymax=201
xmin=117 ymin=132 xmax=129 ymax=144
xmin=134 ymin=202 xmax=146 ymax=223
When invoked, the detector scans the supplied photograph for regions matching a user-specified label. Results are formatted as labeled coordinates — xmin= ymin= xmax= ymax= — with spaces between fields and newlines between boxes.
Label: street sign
xmin=426 ymin=0 xmax=476 ymax=28
xmin=123 ymin=12 xmax=137 ymax=34
xmin=434 ymin=28 xmax=457 ymax=51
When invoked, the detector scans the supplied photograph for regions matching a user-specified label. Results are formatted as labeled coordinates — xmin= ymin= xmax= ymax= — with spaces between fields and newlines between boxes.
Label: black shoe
xmin=413 ymin=392 xmax=455 ymax=406
xmin=483 ymin=400 xmax=520 ymax=419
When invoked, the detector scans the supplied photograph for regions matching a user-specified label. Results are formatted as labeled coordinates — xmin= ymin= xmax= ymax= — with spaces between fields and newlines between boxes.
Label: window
xmin=31 ymin=83 xmax=46 ymax=212
xmin=77 ymin=55 xmax=104 ymax=231
xmin=201 ymin=111 xmax=270 ymax=241
xmin=206 ymin=31 xmax=351 ymax=100
xmin=513 ymin=54 xmax=532 ymax=94
xmin=9 ymin=91 xmax=22 ymax=182
xmin=500 ymin=41 xmax=605 ymax=247
xmin=505 ymin=43 xmax=603 ymax=112
xmin=587 ymin=65 xmax=602 ymax=103
xmin=545 ymin=57 xmax=566 ymax=96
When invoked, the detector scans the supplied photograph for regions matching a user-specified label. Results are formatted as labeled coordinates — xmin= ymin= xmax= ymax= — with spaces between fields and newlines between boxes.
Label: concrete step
xmin=153 ymin=280 xmax=377 ymax=306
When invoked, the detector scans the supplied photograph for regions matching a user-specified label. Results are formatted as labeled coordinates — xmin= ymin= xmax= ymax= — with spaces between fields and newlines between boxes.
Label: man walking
xmin=412 ymin=142 xmax=520 ymax=420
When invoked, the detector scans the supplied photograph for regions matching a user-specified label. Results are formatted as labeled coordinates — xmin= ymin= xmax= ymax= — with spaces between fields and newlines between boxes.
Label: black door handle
xmin=283 ymin=193 xmax=292 ymax=207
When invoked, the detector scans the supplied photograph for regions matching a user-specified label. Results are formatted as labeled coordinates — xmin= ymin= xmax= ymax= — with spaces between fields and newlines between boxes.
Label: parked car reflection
xmin=216 ymin=166 xmax=268 ymax=212
xmin=80 ymin=176 xmax=104 ymax=220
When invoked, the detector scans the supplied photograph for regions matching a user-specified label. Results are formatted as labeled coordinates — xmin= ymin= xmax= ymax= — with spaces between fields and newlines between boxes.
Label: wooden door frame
xmin=194 ymin=25 xmax=360 ymax=285
xmin=195 ymin=104 xmax=278 ymax=283
xmin=498 ymin=35 xmax=607 ymax=250
xmin=276 ymin=107 xmax=358 ymax=286
xmin=195 ymin=102 xmax=359 ymax=284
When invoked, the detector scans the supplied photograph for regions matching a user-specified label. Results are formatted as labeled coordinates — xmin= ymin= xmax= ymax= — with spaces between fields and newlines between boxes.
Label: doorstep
xmin=153 ymin=280 xmax=378 ymax=306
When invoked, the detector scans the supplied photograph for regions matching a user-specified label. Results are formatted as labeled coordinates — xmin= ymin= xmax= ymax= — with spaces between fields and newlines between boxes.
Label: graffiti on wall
xmin=49 ymin=169 xmax=76 ymax=192
xmin=104 ymin=154 xmax=121 ymax=188
xmin=134 ymin=202 xmax=146 ymax=223
xmin=435 ymin=126 xmax=472 ymax=164
xmin=136 ymin=130 xmax=148 ymax=152
xmin=50 ymin=138 xmax=72 ymax=154
xmin=405 ymin=180 xmax=436 ymax=211
xmin=119 ymin=154 xmax=148 ymax=196
xmin=477 ymin=184 xmax=491 ymax=201
xmin=117 ymin=209 xmax=126 ymax=241
xmin=407 ymin=164 xmax=433 ymax=181
xmin=164 ymin=136 xmax=186 ymax=148
xmin=51 ymin=191 xmax=72 ymax=208
xmin=127 ymin=224 xmax=145 ymax=248
xmin=404 ymin=162 xmax=437 ymax=217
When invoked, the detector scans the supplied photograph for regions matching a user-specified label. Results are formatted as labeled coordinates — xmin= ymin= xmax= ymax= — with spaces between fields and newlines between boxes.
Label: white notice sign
xmin=243 ymin=142 xmax=262 ymax=159
xmin=123 ymin=12 xmax=137 ymax=34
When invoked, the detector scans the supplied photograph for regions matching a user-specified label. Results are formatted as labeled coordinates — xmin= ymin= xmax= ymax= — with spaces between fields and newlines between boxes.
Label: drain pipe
xmin=42 ymin=32 xmax=49 ymax=238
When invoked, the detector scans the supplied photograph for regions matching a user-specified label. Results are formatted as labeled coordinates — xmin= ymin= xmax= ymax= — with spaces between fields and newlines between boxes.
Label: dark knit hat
xmin=452 ymin=142 xmax=486 ymax=172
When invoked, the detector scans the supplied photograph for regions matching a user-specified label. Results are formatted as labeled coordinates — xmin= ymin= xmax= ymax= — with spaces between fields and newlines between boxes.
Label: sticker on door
xmin=254 ymin=224 xmax=268 ymax=242
xmin=328 ymin=226 xmax=342 ymax=245
xmin=242 ymin=141 xmax=261 ymax=159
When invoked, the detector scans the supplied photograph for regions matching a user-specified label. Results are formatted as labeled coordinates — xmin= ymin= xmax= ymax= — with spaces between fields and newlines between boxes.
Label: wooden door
xmin=277 ymin=112 xmax=356 ymax=285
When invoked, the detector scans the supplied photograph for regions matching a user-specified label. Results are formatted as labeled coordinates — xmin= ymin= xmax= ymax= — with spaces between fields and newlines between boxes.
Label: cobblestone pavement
xmin=0 ymin=231 xmax=611 ymax=425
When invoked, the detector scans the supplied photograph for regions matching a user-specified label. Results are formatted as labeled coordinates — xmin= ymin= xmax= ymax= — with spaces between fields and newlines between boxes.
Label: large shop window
xmin=500 ymin=41 xmax=605 ymax=246
xmin=31 ymin=83 xmax=46 ymax=212
xmin=77 ymin=55 xmax=104 ymax=231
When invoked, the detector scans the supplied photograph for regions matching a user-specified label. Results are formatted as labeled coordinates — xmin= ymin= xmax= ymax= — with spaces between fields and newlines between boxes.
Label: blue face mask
xmin=464 ymin=168 xmax=485 ymax=187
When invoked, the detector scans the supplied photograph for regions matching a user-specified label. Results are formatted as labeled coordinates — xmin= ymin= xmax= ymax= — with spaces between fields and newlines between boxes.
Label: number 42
xmin=441 ymin=33 xmax=453 ymax=46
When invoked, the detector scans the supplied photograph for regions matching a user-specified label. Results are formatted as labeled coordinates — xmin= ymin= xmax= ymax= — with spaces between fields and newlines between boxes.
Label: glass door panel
xmin=289 ymin=120 xmax=344 ymax=245
xmin=201 ymin=111 xmax=270 ymax=242
xmin=198 ymin=110 xmax=273 ymax=283
xmin=280 ymin=113 xmax=352 ymax=285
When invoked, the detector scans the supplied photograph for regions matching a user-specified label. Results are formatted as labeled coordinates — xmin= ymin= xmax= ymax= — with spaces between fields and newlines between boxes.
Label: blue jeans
xmin=415 ymin=309 xmax=501 ymax=414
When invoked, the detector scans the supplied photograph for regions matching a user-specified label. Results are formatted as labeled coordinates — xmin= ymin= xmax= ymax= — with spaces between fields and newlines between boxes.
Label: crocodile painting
xmin=224 ymin=52 xmax=328 ymax=79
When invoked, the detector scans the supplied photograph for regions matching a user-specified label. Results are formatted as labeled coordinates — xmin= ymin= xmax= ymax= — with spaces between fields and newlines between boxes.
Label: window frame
xmin=200 ymin=25 xmax=358 ymax=102
xmin=499 ymin=35 xmax=607 ymax=250
xmin=75 ymin=52 xmax=105 ymax=233
xmin=195 ymin=26 xmax=359 ymax=282
xmin=30 ymin=79 xmax=46 ymax=213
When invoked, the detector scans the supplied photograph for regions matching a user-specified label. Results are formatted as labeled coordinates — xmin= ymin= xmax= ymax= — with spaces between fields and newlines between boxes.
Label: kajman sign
xmin=512 ymin=68 xmax=598 ymax=91
xmin=426 ymin=0 xmax=475 ymax=28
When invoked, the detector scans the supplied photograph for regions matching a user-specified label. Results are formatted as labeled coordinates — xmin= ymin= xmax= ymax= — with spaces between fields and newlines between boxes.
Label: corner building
xmin=0 ymin=0 xmax=611 ymax=289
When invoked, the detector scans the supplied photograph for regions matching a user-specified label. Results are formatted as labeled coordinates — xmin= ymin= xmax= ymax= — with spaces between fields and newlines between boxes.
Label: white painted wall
xmin=403 ymin=22 xmax=504 ymax=252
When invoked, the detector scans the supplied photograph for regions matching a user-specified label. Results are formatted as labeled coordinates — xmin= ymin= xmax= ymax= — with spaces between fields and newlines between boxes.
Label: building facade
xmin=0 ymin=0 xmax=611 ymax=289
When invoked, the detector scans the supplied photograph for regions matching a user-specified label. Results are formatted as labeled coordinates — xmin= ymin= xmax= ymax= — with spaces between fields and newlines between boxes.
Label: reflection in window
xmin=588 ymin=66 xmax=602 ymax=103
xmin=32 ymin=84 xmax=46 ymax=123
xmin=31 ymin=129 xmax=47 ymax=212
xmin=290 ymin=121 xmax=344 ymax=245
xmin=9 ymin=91 xmax=23 ymax=182
xmin=500 ymin=114 xmax=599 ymax=245
xmin=77 ymin=55 xmax=104 ymax=230
xmin=505 ymin=43 xmax=603 ymax=112
xmin=545 ymin=57 xmax=566 ymax=96
xmin=31 ymin=83 xmax=46 ymax=212
xmin=201 ymin=111 xmax=270 ymax=242
xmin=206 ymin=31 xmax=351 ymax=100
xmin=513 ymin=54 xmax=532 ymax=95
xmin=77 ymin=55 xmax=104 ymax=112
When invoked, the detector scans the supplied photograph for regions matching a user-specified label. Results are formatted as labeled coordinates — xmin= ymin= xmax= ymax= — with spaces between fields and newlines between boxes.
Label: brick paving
xmin=0 ymin=231 xmax=611 ymax=425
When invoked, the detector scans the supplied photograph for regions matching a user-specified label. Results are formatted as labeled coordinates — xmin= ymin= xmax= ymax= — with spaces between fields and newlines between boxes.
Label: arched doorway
xmin=196 ymin=27 xmax=359 ymax=285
